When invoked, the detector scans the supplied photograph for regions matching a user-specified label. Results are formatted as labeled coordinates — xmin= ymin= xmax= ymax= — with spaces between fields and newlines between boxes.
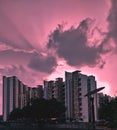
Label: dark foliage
xmin=98 ymin=95 xmax=110 ymax=120
xmin=9 ymin=98 xmax=66 ymax=126
xmin=98 ymin=96 xmax=117 ymax=128
xmin=9 ymin=108 xmax=23 ymax=120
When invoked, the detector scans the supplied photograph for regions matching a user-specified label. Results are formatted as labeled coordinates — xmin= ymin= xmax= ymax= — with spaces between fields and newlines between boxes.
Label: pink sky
xmin=0 ymin=0 xmax=117 ymax=115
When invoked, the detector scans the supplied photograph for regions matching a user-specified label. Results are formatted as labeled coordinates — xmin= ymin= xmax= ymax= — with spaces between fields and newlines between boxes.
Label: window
xmin=78 ymin=88 xmax=81 ymax=91
xmin=79 ymin=102 xmax=82 ymax=106
xmin=79 ymin=113 xmax=82 ymax=116
xmin=79 ymin=93 xmax=82 ymax=96
xmin=78 ymin=98 xmax=82 ymax=101
xmin=78 ymin=78 xmax=81 ymax=81
xmin=78 ymin=83 xmax=81 ymax=86
xmin=79 ymin=107 xmax=82 ymax=111
xmin=79 ymin=118 xmax=83 ymax=121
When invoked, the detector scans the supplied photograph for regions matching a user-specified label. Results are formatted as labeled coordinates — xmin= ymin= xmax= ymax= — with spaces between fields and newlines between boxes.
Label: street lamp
xmin=84 ymin=87 xmax=105 ymax=130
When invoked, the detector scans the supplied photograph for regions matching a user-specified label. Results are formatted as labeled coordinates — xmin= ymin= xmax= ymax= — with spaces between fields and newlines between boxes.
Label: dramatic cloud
xmin=0 ymin=65 xmax=26 ymax=77
xmin=0 ymin=48 xmax=36 ymax=66
xmin=1 ymin=0 xmax=115 ymax=114
xmin=0 ymin=65 xmax=46 ymax=86
xmin=107 ymin=0 xmax=117 ymax=50
xmin=47 ymin=18 xmax=110 ymax=68
xmin=28 ymin=54 xmax=57 ymax=73
xmin=0 ymin=0 xmax=117 ymax=112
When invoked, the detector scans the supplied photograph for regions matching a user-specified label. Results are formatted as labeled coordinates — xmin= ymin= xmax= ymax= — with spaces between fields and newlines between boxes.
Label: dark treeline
xmin=8 ymin=96 xmax=117 ymax=129
xmin=98 ymin=96 xmax=117 ymax=128
xmin=9 ymin=98 xmax=66 ymax=127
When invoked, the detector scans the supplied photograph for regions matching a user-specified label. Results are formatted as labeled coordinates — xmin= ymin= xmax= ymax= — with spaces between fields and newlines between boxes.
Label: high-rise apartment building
xmin=43 ymin=78 xmax=65 ymax=105
xmin=65 ymin=70 xmax=97 ymax=122
xmin=3 ymin=76 xmax=20 ymax=121
xmin=3 ymin=70 xmax=98 ymax=122
xmin=3 ymin=76 xmax=43 ymax=121
xmin=37 ymin=85 xmax=44 ymax=98
xmin=43 ymin=78 xmax=65 ymax=118
xmin=44 ymin=78 xmax=65 ymax=103
xmin=44 ymin=80 xmax=55 ymax=99
xmin=65 ymin=71 xmax=73 ymax=120
xmin=55 ymin=78 xmax=65 ymax=103
xmin=43 ymin=80 xmax=49 ymax=99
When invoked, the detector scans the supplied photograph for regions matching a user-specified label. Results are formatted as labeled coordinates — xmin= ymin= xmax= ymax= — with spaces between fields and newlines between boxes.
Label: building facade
xmin=43 ymin=78 xmax=65 ymax=118
xmin=65 ymin=71 xmax=73 ymax=120
xmin=3 ymin=76 xmax=20 ymax=121
xmin=3 ymin=70 xmax=98 ymax=122
xmin=3 ymin=76 xmax=43 ymax=121
xmin=44 ymin=78 xmax=65 ymax=102
xmin=65 ymin=70 xmax=97 ymax=122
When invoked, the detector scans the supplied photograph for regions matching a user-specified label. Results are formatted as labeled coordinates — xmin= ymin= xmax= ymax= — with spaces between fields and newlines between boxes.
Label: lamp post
xmin=84 ymin=87 xmax=105 ymax=130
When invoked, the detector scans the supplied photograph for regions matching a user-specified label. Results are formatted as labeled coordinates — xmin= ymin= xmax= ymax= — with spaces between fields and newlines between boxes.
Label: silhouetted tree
xmin=29 ymin=98 xmax=66 ymax=126
xmin=98 ymin=97 xmax=117 ymax=128
xmin=9 ymin=108 xmax=23 ymax=121
xmin=98 ymin=95 xmax=110 ymax=120
xmin=106 ymin=97 xmax=117 ymax=128
xmin=9 ymin=98 xmax=66 ymax=127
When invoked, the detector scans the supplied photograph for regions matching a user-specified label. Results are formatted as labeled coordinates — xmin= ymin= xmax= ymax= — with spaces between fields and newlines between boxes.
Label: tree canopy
xmin=98 ymin=96 xmax=117 ymax=128
xmin=9 ymin=98 xmax=66 ymax=124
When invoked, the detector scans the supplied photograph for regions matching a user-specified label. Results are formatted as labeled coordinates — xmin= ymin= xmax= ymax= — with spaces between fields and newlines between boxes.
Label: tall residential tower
xmin=65 ymin=71 xmax=97 ymax=122
xmin=3 ymin=76 xmax=43 ymax=121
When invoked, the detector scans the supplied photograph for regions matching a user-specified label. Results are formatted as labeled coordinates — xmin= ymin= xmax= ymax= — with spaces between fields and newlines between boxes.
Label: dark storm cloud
xmin=107 ymin=0 xmax=117 ymax=48
xmin=47 ymin=18 xmax=108 ymax=68
xmin=0 ymin=65 xmax=43 ymax=86
xmin=0 ymin=46 xmax=57 ymax=74
xmin=28 ymin=55 xmax=57 ymax=73
xmin=0 ymin=49 xmax=36 ymax=65
xmin=0 ymin=65 xmax=25 ymax=77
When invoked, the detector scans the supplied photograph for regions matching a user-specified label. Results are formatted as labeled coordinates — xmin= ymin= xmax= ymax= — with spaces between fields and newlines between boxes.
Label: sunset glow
xmin=0 ymin=0 xmax=117 ymax=115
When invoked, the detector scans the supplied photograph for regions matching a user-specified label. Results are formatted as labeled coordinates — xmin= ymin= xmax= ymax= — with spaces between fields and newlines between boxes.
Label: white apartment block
xmin=44 ymin=78 xmax=65 ymax=102
xmin=65 ymin=70 xmax=97 ymax=122
xmin=3 ymin=70 xmax=98 ymax=122
xmin=65 ymin=71 xmax=73 ymax=120
xmin=3 ymin=76 xmax=43 ymax=121
xmin=3 ymin=76 xmax=20 ymax=121
xmin=43 ymin=80 xmax=49 ymax=99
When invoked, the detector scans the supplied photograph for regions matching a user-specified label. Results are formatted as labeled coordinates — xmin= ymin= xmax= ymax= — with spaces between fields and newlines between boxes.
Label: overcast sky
xmin=0 ymin=0 xmax=117 ymax=114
